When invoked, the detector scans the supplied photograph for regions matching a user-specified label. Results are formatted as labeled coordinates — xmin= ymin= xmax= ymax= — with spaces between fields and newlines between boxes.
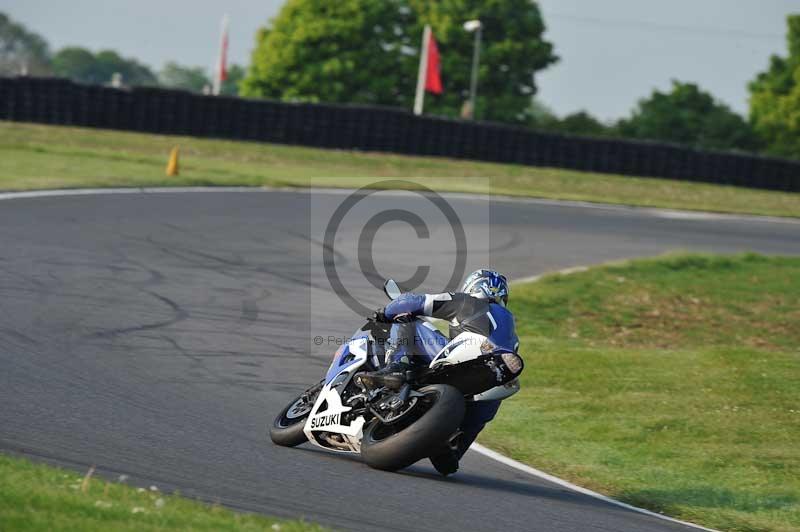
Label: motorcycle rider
xmin=359 ymin=269 xmax=520 ymax=476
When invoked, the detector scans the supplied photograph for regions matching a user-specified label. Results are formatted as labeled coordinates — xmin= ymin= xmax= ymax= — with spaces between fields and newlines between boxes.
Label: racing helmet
xmin=460 ymin=269 xmax=509 ymax=306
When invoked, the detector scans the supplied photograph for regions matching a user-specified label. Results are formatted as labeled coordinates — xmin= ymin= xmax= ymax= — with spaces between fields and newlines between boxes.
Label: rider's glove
xmin=373 ymin=308 xmax=391 ymax=323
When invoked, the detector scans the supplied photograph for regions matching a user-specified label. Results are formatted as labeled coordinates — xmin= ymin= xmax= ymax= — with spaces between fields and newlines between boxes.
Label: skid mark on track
xmin=236 ymin=361 xmax=262 ymax=368
xmin=488 ymin=231 xmax=524 ymax=254
xmin=282 ymin=229 xmax=350 ymax=266
xmin=85 ymin=291 xmax=188 ymax=339
xmin=240 ymin=299 xmax=259 ymax=323
xmin=0 ymin=328 xmax=38 ymax=346
xmin=237 ymin=287 xmax=271 ymax=326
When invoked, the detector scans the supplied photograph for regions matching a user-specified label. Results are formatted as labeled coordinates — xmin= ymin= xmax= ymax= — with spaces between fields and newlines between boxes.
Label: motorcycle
xmin=269 ymin=279 xmax=524 ymax=471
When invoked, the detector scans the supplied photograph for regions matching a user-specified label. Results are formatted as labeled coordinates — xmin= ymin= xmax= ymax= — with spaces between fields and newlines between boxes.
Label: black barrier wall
xmin=1 ymin=76 xmax=798 ymax=191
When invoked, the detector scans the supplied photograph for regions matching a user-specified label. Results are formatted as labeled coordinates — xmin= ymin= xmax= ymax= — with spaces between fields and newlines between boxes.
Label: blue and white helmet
xmin=460 ymin=269 xmax=509 ymax=306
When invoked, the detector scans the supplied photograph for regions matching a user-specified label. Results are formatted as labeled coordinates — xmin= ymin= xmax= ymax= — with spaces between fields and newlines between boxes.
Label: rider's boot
xmin=357 ymin=360 xmax=410 ymax=391
xmin=358 ymin=335 xmax=414 ymax=391
xmin=429 ymin=449 xmax=459 ymax=476
xmin=429 ymin=431 xmax=462 ymax=476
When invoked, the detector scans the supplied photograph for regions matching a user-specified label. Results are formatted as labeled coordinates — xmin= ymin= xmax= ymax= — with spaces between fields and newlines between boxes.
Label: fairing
xmin=325 ymin=328 xmax=372 ymax=384
xmin=486 ymin=304 xmax=519 ymax=353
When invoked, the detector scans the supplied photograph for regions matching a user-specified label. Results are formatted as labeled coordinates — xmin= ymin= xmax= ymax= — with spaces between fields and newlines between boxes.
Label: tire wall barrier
xmin=1 ymin=76 xmax=798 ymax=192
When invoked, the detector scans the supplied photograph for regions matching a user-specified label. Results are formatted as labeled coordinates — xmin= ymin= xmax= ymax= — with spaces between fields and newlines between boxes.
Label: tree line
xmin=0 ymin=12 xmax=244 ymax=95
xmin=241 ymin=0 xmax=799 ymax=160
xmin=2 ymin=6 xmax=799 ymax=160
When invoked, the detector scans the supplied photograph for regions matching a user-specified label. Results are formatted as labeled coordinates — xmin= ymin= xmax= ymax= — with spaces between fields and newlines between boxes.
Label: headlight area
xmin=500 ymin=352 xmax=524 ymax=375
xmin=481 ymin=339 xmax=524 ymax=377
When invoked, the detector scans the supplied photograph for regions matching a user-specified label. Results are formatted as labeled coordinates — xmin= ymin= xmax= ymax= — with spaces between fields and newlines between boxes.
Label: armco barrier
xmin=0 ymin=76 xmax=798 ymax=192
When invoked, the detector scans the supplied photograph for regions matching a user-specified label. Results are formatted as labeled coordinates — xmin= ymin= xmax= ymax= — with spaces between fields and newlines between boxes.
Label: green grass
xmin=482 ymin=253 xmax=800 ymax=532
xmin=0 ymin=454 xmax=326 ymax=531
xmin=1 ymin=121 xmax=799 ymax=217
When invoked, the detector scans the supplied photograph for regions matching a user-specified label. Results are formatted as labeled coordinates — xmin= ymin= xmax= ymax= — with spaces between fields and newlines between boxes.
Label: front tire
xmin=360 ymin=384 xmax=465 ymax=471
xmin=270 ymin=381 xmax=322 ymax=447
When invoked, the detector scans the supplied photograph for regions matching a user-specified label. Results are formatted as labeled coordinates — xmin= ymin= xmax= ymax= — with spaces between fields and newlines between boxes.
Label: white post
xmin=413 ymin=25 xmax=431 ymax=116
xmin=468 ymin=27 xmax=481 ymax=119
xmin=212 ymin=14 xmax=230 ymax=96
xmin=464 ymin=20 xmax=482 ymax=120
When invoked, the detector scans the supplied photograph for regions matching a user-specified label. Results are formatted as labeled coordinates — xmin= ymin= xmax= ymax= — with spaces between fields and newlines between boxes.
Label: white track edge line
xmin=469 ymin=443 xmax=717 ymax=532
xmin=468 ymin=266 xmax=719 ymax=532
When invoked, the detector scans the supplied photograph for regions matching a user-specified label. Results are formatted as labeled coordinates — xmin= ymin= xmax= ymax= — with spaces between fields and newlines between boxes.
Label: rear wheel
xmin=269 ymin=381 xmax=322 ymax=447
xmin=360 ymin=384 xmax=465 ymax=471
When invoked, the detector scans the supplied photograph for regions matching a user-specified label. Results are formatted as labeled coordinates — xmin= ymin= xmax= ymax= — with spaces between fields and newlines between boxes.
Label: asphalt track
xmin=1 ymin=188 xmax=798 ymax=531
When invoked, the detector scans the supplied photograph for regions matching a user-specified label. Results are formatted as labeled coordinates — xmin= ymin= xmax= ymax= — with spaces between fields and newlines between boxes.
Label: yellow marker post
xmin=166 ymin=146 xmax=180 ymax=176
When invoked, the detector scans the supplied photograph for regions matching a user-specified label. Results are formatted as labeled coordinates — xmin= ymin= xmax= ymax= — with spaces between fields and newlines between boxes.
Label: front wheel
xmin=269 ymin=381 xmax=322 ymax=447
xmin=360 ymin=384 xmax=465 ymax=471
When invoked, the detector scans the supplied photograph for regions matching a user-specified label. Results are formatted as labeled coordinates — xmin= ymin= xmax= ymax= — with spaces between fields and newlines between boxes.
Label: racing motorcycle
xmin=269 ymin=280 xmax=524 ymax=472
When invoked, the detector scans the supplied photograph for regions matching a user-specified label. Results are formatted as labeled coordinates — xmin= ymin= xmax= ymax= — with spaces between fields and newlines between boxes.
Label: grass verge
xmin=482 ymin=253 xmax=800 ymax=532
xmin=1 ymin=121 xmax=799 ymax=218
xmin=0 ymin=454 xmax=326 ymax=531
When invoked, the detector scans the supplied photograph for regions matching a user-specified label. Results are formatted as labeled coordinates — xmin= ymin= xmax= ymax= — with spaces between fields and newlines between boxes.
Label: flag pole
xmin=413 ymin=25 xmax=431 ymax=116
xmin=212 ymin=14 xmax=230 ymax=96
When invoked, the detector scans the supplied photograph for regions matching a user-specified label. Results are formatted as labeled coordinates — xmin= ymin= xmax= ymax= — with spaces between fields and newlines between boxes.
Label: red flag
xmin=219 ymin=20 xmax=229 ymax=82
xmin=213 ymin=15 xmax=230 ymax=95
xmin=425 ymin=31 xmax=442 ymax=94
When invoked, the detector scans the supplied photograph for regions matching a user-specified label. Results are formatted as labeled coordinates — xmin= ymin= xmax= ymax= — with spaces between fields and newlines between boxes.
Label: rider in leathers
xmin=359 ymin=269 xmax=520 ymax=476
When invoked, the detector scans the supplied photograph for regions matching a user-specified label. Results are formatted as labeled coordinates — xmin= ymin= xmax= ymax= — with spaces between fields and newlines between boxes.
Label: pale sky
xmin=2 ymin=0 xmax=797 ymax=121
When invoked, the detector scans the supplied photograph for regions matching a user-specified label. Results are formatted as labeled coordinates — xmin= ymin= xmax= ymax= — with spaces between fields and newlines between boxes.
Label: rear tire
xmin=270 ymin=382 xmax=321 ymax=447
xmin=361 ymin=384 xmax=465 ymax=471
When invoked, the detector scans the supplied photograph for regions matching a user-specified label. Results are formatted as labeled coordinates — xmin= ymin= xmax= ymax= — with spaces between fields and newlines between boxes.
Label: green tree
xmin=526 ymin=101 xmax=615 ymax=137
xmin=94 ymin=50 xmax=156 ymax=86
xmin=159 ymin=62 xmax=210 ymax=92
xmin=241 ymin=0 xmax=556 ymax=123
xmin=532 ymin=110 xmax=615 ymax=137
xmin=749 ymin=15 xmax=800 ymax=159
xmin=0 ymin=12 xmax=51 ymax=75
xmin=221 ymin=64 xmax=246 ymax=96
xmin=53 ymin=47 xmax=156 ymax=86
xmin=617 ymin=81 xmax=759 ymax=152
xmin=158 ymin=63 xmax=244 ymax=95
xmin=409 ymin=0 xmax=557 ymax=123
xmin=554 ymin=111 xmax=614 ymax=137
xmin=52 ymin=47 xmax=97 ymax=82
xmin=526 ymin=99 xmax=557 ymax=127
xmin=241 ymin=0 xmax=414 ymax=106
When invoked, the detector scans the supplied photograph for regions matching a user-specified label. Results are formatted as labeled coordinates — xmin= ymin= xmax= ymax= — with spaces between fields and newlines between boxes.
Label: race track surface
xmin=1 ymin=189 xmax=797 ymax=531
